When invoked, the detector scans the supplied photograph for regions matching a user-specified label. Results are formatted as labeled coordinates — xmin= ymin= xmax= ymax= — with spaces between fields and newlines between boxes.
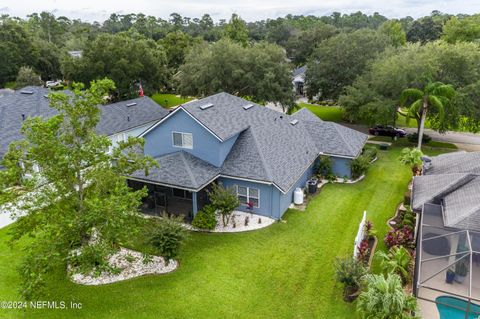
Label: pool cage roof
xmin=416 ymin=203 xmax=480 ymax=318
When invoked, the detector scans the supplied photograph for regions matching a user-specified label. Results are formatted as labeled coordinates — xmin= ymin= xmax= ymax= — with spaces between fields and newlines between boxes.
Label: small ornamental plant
xmin=357 ymin=239 xmax=370 ymax=264
xmin=384 ymin=226 xmax=414 ymax=249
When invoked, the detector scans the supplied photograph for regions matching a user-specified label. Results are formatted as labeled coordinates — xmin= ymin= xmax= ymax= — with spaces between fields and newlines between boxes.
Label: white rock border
xmin=189 ymin=210 xmax=276 ymax=233
xmin=70 ymin=248 xmax=178 ymax=286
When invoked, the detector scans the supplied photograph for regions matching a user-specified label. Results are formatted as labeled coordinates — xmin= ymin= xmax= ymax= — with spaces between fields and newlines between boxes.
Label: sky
xmin=0 ymin=0 xmax=480 ymax=22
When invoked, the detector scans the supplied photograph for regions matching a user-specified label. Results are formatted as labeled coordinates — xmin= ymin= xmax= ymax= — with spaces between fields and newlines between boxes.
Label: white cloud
xmin=2 ymin=0 xmax=480 ymax=22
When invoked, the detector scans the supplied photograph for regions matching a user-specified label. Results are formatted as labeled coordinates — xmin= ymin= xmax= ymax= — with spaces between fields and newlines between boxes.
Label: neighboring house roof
xmin=293 ymin=65 xmax=307 ymax=78
xmin=130 ymin=151 xmax=221 ymax=190
xmin=414 ymin=151 xmax=480 ymax=231
xmin=0 ymin=86 xmax=168 ymax=163
xmin=412 ymin=173 xmax=475 ymax=210
xmin=139 ymin=92 xmax=368 ymax=193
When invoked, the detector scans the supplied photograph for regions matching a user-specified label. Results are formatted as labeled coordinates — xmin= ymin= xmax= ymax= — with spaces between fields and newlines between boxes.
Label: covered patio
xmin=416 ymin=203 xmax=480 ymax=319
xmin=127 ymin=179 xmax=210 ymax=222
xmin=127 ymin=151 xmax=221 ymax=222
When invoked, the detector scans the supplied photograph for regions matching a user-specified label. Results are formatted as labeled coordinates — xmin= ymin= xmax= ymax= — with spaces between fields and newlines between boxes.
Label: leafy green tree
xmin=15 ymin=66 xmax=43 ymax=88
xmin=379 ymin=20 xmax=406 ymax=47
xmin=207 ymin=183 xmax=239 ymax=227
xmin=0 ymin=20 xmax=39 ymax=86
xmin=442 ymin=15 xmax=480 ymax=43
xmin=285 ymin=23 xmax=338 ymax=65
xmin=61 ymin=32 xmax=167 ymax=97
xmin=340 ymin=41 xmax=480 ymax=131
xmin=406 ymin=16 xmax=443 ymax=43
xmin=399 ymin=148 xmax=424 ymax=175
xmin=400 ymin=82 xmax=456 ymax=148
xmin=159 ymin=31 xmax=198 ymax=71
xmin=357 ymin=274 xmax=418 ymax=319
xmin=33 ymin=39 xmax=62 ymax=80
xmin=224 ymin=14 xmax=249 ymax=46
xmin=375 ymin=246 xmax=412 ymax=284
xmin=177 ymin=39 xmax=294 ymax=108
xmin=0 ymin=79 xmax=156 ymax=300
xmin=306 ymin=29 xmax=390 ymax=100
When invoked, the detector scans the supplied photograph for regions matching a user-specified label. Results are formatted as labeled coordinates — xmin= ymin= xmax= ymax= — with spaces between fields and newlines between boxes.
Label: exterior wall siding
xmin=109 ymin=122 xmax=156 ymax=148
xmin=142 ymin=109 xmax=238 ymax=167
xmin=331 ymin=156 xmax=352 ymax=179
xmin=277 ymin=161 xmax=316 ymax=217
xmin=217 ymin=177 xmax=275 ymax=218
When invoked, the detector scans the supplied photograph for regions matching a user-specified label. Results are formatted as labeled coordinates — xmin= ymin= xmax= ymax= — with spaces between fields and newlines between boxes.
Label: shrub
xmin=399 ymin=147 xmax=424 ymax=176
xmin=192 ymin=204 xmax=217 ymax=230
xmin=350 ymin=155 xmax=370 ymax=179
xmin=208 ymin=183 xmax=240 ymax=227
xmin=148 ymin=215 xmax=188 ymax=262
xmin=316 ymin=155 xmax=333 ymax=177
xmin=334 ymin=257 xmax=367 ymax=297
xmin=363 ymin=146 xmax=378 ymax=162
xmin=407 ymin=132 xmax=431 ymax=144
xmin=357 ymin=239 xmax=370 ymax=264
xmin=375 ymin=246 xmax=412 ymax=284
xmin=403 ymin=191 xmax=411 ymax=206
xmin=69 ymin=242 xmax=116 ymax=276
xmin=357 ymin=274 xmax=418 ymax=319
xmin=384 ymin=226 xmax=415 ymax=249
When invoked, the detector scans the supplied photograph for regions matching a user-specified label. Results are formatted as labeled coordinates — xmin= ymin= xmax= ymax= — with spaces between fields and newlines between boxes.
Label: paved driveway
xmin=343 ymin=123 xmax=480 ymax=151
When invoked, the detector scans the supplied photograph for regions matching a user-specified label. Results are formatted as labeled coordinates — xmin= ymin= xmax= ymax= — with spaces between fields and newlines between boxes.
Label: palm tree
xmin=357 ymin=274 xmax=418 ymax=319
xmin=400 ymin=82 xmax=456 ymax=149
xmin=399 ymin=147 xmax=424 ymax=176
xmin=375 ymin=246 xmax=412 ymax=284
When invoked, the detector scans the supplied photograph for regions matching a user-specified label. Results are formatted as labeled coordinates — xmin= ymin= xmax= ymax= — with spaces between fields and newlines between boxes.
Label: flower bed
xmin=190 ymin=210 xmax=276 ymax=233
xmin=71 ymin=248 xmax=178 ymax=285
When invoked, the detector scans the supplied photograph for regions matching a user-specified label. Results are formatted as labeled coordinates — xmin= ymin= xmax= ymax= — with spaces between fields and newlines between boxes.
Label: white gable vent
xmin=20 ymin=90 xmax=34 ymax=95
xmin=199 ymin=103 xmax=214 ymax=110
xmin=290 ymin=119 xmax=299 ymax=126
xmin=126 ymin=102 xmax=137 ymax=107
xmin=243 ymin=104 xmax=254 ymax=110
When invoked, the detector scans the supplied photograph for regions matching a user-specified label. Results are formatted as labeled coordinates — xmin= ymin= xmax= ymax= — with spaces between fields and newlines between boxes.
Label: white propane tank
xmin=293 ymin=188 xmax=304 ymax=205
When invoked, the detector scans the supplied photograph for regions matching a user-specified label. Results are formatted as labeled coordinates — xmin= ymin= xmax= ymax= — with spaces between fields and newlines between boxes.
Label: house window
xmin=172 ymin=132 xmax=193 ymax=149
xmin=236 ymin=186 xmax=260 ymax=208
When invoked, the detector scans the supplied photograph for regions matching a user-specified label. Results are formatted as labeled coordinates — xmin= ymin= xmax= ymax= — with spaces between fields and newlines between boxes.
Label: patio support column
xmin=192 ymin=192 xmax=198 ymax=216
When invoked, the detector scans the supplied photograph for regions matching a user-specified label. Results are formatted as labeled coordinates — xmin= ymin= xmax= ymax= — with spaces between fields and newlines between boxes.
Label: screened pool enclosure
xmin=416 ymin=203 xmax=480 ymax=319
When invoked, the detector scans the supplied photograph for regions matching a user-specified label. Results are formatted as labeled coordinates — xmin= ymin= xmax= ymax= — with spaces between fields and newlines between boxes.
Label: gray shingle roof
xmin=414 ymin=151 xmax=480 ymax=231
xmin=424 ymin=151 xmax=480 ymax=175
xmin=131 ymin=151 xmax=221 ymax=190
xmin=142 ymin=93 xmax=367 ymax=192
xmin=412 ymin=173 xmax=475 ymax=210
xmin=443 ymin=177 xmax=480 ymax=231
xmin=0 ymin=86 xmax=168 ymax=162
xmin=293 ymin=65 xmax=307 ymax=78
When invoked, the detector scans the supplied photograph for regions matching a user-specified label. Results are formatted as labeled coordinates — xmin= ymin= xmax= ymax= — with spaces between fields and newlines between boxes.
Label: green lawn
xmin=0 ymin=146 xmax=450 ymax=319
xmin=151 ymin=93 xmax=193 ymax=108
xmin=295 ymin=102 xmax=345 ymax=122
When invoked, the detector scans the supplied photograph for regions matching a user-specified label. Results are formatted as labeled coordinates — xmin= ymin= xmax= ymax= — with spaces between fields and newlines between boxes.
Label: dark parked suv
xmin=369 ymin=125 xmax=406 ymax=138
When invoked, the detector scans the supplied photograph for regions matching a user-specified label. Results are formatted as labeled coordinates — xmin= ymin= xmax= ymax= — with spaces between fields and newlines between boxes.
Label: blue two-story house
xmin=128 ymin=93 xmax=367 ymax=221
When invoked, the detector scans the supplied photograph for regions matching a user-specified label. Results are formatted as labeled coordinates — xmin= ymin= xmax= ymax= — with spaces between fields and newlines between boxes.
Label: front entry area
xmin=127 ymin=180 xmax=210 ymax=222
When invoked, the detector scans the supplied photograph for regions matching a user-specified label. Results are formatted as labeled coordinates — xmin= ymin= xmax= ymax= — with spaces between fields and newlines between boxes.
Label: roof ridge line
xmin=180 ymin=152 xmax=198 ymax=189
xmin=448 ymin=206 xmax=480 ymax=228
xmin=332 ymin=123 xmax=356 ymax=156
xmin=248 ymin=127 xmax=274 ymax=182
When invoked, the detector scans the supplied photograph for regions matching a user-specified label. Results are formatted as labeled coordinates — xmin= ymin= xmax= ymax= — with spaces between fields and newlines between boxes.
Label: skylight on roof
xmin=290 ymin=119 xmax=299 ymax=126
xmin=199 ymin=103 xmax=214 ymax=110
xmin=20 ymin=90 xmax=34 ymax=95
xmin=243 ymin=104 xmax=254 ymax=110
xmin=126 ymin=102 xmax=137 ymax=107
